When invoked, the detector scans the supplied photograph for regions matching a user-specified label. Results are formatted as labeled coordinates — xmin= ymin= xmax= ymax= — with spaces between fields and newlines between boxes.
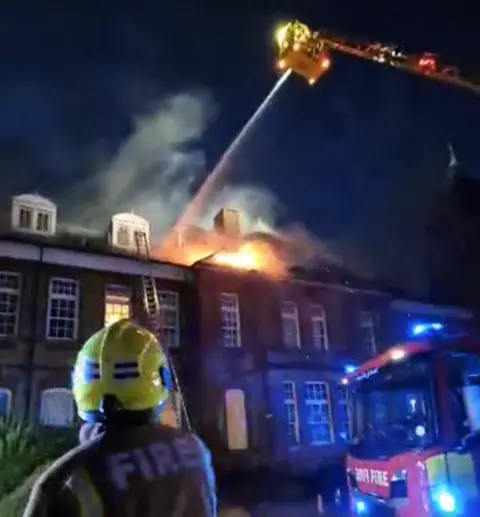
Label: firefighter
xmin=23 ymin=319 xmax=217 ymax=517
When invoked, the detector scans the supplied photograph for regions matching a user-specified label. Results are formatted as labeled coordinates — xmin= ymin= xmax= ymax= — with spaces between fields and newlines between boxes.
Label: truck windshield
xmin=349 ymin=353 xmax=437 ymax=459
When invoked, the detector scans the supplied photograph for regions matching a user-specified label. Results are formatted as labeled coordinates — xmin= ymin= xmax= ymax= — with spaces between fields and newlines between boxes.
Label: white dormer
xmin=109 ymin=212 xmax=150 ymax=252
xmin=11 ymin=193 xmax=57 ymax=236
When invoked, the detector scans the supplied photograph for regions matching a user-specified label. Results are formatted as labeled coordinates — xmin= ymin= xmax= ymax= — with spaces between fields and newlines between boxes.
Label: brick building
xmin=0 ymin=192 xmax=474 ymax=509
xmin=0 ymin=193 xmax=194 ymax=428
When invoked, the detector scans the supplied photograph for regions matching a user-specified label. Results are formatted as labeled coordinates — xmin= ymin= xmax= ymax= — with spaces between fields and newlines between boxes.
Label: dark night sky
xmin=1 ymin=1 xmax=480 ymax=294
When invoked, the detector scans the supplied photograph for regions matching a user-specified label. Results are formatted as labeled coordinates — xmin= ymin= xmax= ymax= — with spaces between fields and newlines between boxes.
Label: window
xmin=158 ymin=291 xmax=180 ymax=347
xmin=160 ymin=391 xmax=182 ymax=429
xmin=359 ymin=311 xmax=376 ymax=353
xmin=220 ymin=293 xmax=241 ymax=348
xmin=117 ymin=225 xmax=130 ymax=247
xmin=36 ymin=212 xmax=50 ymax=232
xmin=281 ymin=301 xmax=300 ymax=348
xmin=104 ymin=285 xmax=131 ymax=326
xmin=311 ymin=304 xmax=328 ymax=350
xmin=0 ymin=388 xmax=12 ymax=418
xmin=19 ymin=207 xmax=32 ymax=229
xmin=225 ymin=389 xmax=248 ymax=450
xmin=39 ymin=388 xmax=75 ymax=427
xmin=46 ymin=278 xmax=79 ymax=340
xmin=283 ymin=381 xmax=300 ymax=445
xmin=304 ymin=382 xmax=333 ymax=444
xmin=338 ymin=386 xmax=352 ymax=441
xmin=0 ymin=272 xmax=21 ymax=337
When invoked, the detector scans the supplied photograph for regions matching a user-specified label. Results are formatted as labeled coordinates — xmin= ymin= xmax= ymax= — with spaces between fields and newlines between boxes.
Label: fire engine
xmin=343 ymin=333 xmax=480 ymax=516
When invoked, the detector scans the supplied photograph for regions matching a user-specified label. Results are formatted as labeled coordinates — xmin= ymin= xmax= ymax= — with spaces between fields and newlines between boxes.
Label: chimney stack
xmin=213 ymin=208 xmax=241 ymax=237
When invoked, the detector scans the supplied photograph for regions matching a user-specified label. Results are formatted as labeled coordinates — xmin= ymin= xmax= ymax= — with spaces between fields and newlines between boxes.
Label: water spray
xmin=166 ymin=70 xmax=292 ymax=240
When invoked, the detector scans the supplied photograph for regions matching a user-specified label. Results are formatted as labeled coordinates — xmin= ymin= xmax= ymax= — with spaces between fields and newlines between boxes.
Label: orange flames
xmin=212 ymin=243 xmax=259 ymax=270
xmin=156 ymin=231 xmax=288 ymax=278
xmin=212 ymin=241 xmax=285 ymax=276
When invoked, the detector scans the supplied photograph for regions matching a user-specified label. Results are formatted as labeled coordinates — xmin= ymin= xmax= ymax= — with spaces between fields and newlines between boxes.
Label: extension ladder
xmin=134 ymin=230 xmax=192 ymax=431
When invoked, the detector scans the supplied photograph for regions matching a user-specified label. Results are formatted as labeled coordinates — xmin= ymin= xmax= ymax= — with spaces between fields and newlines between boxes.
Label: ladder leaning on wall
xmin=134 ymin=230 xmax=192 ymax=431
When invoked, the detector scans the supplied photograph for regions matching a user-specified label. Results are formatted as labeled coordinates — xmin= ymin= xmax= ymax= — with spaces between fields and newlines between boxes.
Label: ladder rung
xmin=135 ymin=229 xmax=191 ymax=431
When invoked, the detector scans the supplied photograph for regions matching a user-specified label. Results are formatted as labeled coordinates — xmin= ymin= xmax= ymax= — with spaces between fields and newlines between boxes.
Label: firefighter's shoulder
xmin=148 ymin=425 xmax=214 ymax=469
xmin=154 ymin=425 xmax=211 ymax=452
xmin=33 ymin=432 xmax=103 ymax=495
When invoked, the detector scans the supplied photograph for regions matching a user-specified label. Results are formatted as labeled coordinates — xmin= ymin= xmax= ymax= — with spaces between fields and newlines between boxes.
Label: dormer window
xmin=36 ymin=212 xmax=50 ymax=232
xmin=117 ymin=225 xmax=130 ymax=247
xmin=19 ymin=208 xmax=32 ymax=229
xmin=11 ymin=193 xmax=57 ymax=236
xmin=109 ymin=212 xmax=150 ymax=252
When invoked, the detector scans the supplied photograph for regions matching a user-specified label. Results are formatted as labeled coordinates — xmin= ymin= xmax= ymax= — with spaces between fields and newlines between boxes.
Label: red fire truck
xmin=343 ymin=336 xmax=480 ymax=516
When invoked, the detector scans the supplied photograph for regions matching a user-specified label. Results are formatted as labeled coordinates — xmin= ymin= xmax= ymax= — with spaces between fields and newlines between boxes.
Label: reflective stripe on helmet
xmin=113 ymin=361 xmax=139 ymax=380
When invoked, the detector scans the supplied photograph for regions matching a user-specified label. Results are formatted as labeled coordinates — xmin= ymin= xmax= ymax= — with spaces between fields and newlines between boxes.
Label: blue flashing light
xmin=412 ymin=322 xmax=443 ymax=336
xmin=355 ymin=500 xmax=367 ymax=514
xmin=433 ymin=486 xmax=457 ymax=514
xmin=345 ymin=364 xmax=357 ymax=374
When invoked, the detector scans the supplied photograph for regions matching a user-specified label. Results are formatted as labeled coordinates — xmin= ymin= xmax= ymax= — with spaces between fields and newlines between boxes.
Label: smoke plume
xmin=62 ymin=89 xmax=349 ymax=275
xmin=64 ymin=91 xmax=282 ymax=239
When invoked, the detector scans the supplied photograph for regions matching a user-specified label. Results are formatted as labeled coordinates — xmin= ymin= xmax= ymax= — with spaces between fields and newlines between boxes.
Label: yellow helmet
xmin=72 ymin=319 xmax=172 ymax=422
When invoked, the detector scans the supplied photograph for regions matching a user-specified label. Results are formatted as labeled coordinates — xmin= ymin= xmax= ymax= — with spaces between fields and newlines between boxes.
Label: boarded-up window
xmin=39 ymin=388 xmax=75 ymax=427
xmin=225 ymin=389 xmax=248 ymax=450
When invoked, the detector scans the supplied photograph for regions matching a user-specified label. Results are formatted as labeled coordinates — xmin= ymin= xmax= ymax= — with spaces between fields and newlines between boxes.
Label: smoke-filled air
xmin=64 ymin=88 xmax=345 ymax=278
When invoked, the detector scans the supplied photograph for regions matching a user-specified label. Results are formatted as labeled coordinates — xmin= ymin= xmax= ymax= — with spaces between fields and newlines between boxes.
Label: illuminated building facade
xmin=0 ymin=192 xmax=473 ymax=509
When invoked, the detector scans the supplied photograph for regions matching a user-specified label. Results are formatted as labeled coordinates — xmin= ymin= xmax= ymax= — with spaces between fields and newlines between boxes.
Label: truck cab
xmin=344 ymin=339 xmax=480 ymax=516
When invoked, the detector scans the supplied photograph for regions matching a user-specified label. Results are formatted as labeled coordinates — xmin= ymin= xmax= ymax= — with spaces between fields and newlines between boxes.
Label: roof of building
xmin=0 ymin=193 xmax=473 ymax=309
xmin=12 ymin=193 xmax=56 ymax=210
xmin=0 ymin=228 xmax=173 ymax=266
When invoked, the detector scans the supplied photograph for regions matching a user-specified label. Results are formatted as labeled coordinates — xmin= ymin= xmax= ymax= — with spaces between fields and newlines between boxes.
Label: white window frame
xmin=304 ymin=381 xmax=334 ymax=445
xmin=220 ymin=293 xmax=242 ymax=348
xmin=0 ymin=387 xmax=12 ymax=418
xmin=283 ymin=381 xmax=300 ymax=445
xmin=116 ymin=225 xmax=131 ymax=247
xmin=359 ymin=311 xmax=377 ymax=353
xmin=46 ymin=277 xmax=79 ymax=340
xmin=225 ymin=388 xmax=248 ymax=451
xmin=39 ymin=388 xmax=75 ymax=427
xmin=0 ymin=272 xmax=21 ymax=338
xmin=311 ymin=304 xmax=329 ymax=350
xmin=158 ymin=290 xmax=180 ymax=348
xmin=19 ymin=207 xmax=32 ymax=229
xmin=104 ymin=285 xmax=131 ymax=326
xmin=36 ymin=211 xmax=50 ymax=232
xmin=15 ymin=204 xmax=55 ymax=236
xmin=281 ymin=301 xmax=301 ymax=348
xmin=338 ymin=386 xmax=352 ymax=441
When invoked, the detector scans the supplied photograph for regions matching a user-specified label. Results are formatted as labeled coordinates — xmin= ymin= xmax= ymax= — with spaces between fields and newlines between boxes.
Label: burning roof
xmin=155 ymin=206 xmax=368 ymax=283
